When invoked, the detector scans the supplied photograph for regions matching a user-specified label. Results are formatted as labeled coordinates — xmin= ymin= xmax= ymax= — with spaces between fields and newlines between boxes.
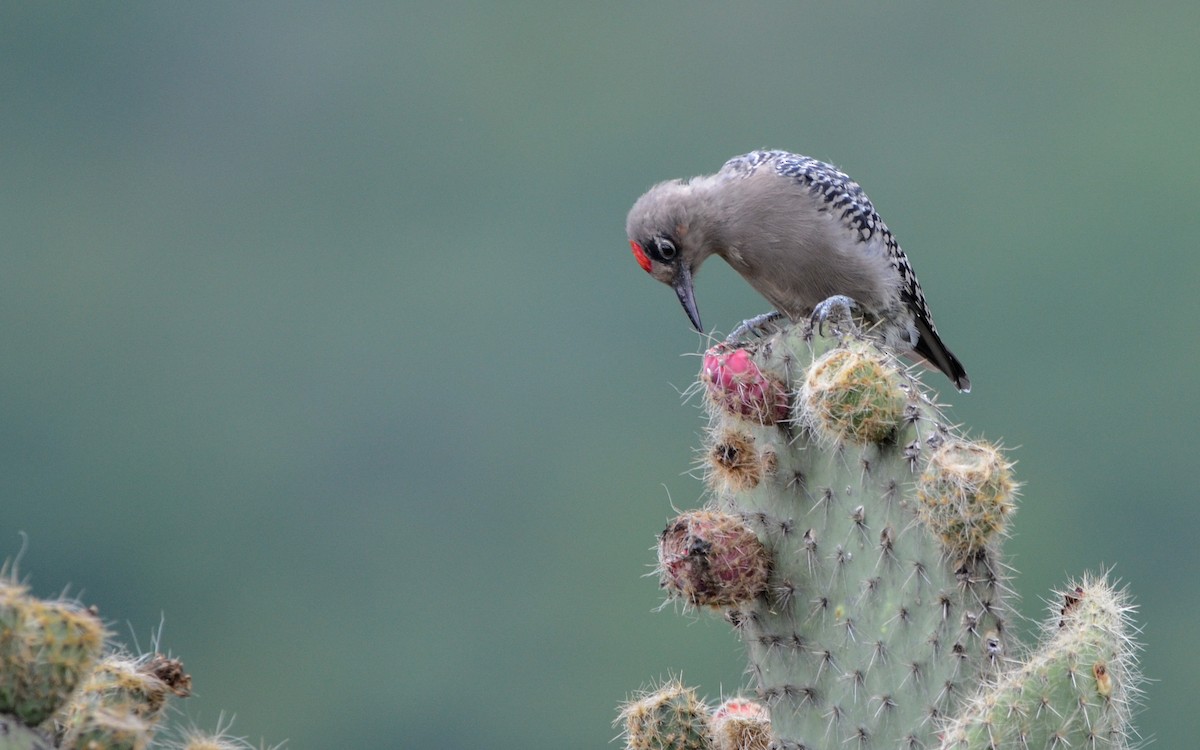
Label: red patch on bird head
xmin=630 ymin=240 xmax=652 ymax=273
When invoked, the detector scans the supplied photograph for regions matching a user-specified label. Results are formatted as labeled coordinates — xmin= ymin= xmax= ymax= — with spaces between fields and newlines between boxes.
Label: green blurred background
xmin=2 ymin=3 xmax=1196 ymax=747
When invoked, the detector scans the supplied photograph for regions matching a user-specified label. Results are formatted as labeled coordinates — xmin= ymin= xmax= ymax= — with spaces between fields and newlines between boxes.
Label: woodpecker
xmin=626 ymin=150 xmax=970 ymax=392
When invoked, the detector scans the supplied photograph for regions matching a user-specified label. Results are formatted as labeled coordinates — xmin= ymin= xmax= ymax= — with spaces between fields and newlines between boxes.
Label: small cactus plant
xmin=618 ymin=319 xmax=1143 ymax=749
xmin=940 ymin=574 xmax=1141 ymax=749
xmin=0 ymin=571 xmax=276 ymax=750
xmin=0 ymin=582 xmax=105 ymax=728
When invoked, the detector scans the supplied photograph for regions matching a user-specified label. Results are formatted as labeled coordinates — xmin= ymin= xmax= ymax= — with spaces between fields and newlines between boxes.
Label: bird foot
xmin=807 ymin=295 xmax=860 ymax=338
xmin=725 ymin=311 xmax=786 ymax=344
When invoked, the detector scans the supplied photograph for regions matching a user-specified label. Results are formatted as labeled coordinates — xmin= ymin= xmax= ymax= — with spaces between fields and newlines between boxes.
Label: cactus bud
xmin=706 ymin=430 xmax=772 ymax=494
xmin=702 ymin=345 xmax=789 ymax=426
xmin=63 ymin=652 xmax=191 ymax=728
xmin=658 ymin=511 xmax=769 ymax=608
xmin=800 ymin=343 xmax=905 ymax=444
xmin=618 ymin=680 xmax=712 ymax=750
xmin=710 ymin=698 xmax=770 ymax=750
xmin=915 ymin=439 xmax=1015 ymax=555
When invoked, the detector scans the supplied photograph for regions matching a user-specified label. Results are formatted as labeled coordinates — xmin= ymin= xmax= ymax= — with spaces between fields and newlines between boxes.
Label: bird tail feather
xmin=911 ymin=316 xmax=971 ymax=393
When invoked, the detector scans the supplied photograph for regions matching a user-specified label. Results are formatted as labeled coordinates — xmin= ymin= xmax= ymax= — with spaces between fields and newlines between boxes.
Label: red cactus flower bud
xmin=701 ymin=345 xmax=790 ymax=425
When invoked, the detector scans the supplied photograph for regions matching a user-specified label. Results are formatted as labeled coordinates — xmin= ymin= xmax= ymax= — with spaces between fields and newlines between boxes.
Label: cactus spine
xmin=620 ymin=320 xmax=1142 ymax=750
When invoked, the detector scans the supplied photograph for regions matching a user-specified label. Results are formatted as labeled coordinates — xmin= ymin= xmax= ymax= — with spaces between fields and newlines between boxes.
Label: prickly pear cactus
xmin=940 ymin=574 xmax=1141 ymax=749
xmin=0 ymin=582 xmax=105 ymax=728
xmin=0 ymin=573 xmax=274 ymax=750
xmin=618 ymin=319 xmax=1143 ymax=750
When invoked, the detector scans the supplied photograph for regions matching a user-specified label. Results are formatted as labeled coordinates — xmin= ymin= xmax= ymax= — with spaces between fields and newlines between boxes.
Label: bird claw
xmin=808 ymin=295 xmax=860 ymax=338
xmin=725 ymin=311 xmax=785 ymax=344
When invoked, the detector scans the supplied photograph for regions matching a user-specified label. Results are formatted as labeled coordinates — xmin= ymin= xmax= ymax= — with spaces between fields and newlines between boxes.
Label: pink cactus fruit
xmin=711 ymin=698 xmax=771 ymax=750
xmin=658 ymin=510 xmax=770 ymax=608
xmin=701 ymin=345 xmax=790 ymax=425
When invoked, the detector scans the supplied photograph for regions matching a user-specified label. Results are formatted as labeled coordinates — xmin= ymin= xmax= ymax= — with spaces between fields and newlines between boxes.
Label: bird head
xmin=626 ymin=179 xmax=708 ymax=332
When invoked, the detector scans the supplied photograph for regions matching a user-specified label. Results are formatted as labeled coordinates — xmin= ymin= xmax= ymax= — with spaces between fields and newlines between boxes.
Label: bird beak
xmin=672 ymin=265 xmax=703 ymax=333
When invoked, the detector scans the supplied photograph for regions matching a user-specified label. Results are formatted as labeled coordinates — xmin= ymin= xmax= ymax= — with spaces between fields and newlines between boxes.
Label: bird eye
xmin=656 ymin=237 xmax=678 ymax=261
